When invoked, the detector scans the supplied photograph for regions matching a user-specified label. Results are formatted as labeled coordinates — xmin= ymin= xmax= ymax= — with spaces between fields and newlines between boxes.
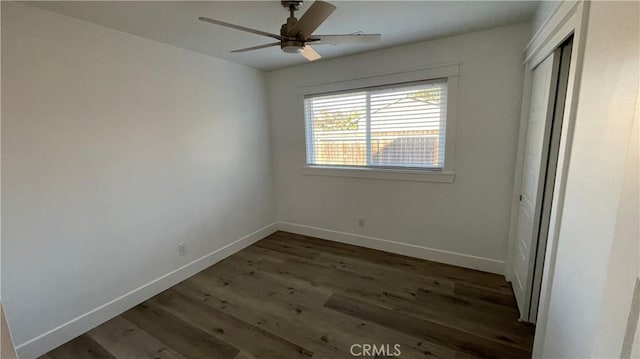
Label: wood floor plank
xmin=254 ymin=238 xmax=456 ymax=299
xmin=149 ymin=288 xmax=314 ymax=358
xmin=216 ymin=244 xmax=532 ymax=353
xmin=292 ymin=256 xmax=426 ymax=300
xmin=366 ymin=288 xmax=534 ymax=350
xmin=122 ymin=303 xmax=239 ymax=359
xmin=415 ymin=288 xmax=525 ymax=330
xmin=43 ymin=334 xmax=115 ymax=359
xmin=173 ymin=275 xmax=346 ymax=358
xmin=211 ymin=254 xmax=335 ymax=306
xmin=41 ymin=231 xmax=533 ymax=358
xmin=325 ymin=293 xmax=531 ymax=358
xmin=188 ymin=261 xmax=456 ymax=359
xmin=254 ymin=238 xmax=320 ymax=260
xmin=269 ymin=232 xmax=512 ymax=294
xmin=87 ymin=316 xmax=184 ymax=359
xmin=240 ymin=244 xmax=300 ymax=263
xmin=234 ymin=253 xmax=431 ymax=304
xmin=452 ymin=282 xmax=518 ymax=309
xmin=233 ymin=352 xmax=255 ymax=359
xmin=314 ymin=252 xmax=455 ymax=295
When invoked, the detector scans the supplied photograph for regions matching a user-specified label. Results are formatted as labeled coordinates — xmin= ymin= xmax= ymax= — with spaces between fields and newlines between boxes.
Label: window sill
xmin=301 ymin=166 xmax=455 ymax=183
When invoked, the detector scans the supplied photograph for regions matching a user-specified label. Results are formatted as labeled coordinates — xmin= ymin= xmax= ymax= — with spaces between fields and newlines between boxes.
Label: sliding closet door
xmin=512 ymin=49 xmax=560 ymax=320
xmin=529 ymin=38 xmax=573 ymax=322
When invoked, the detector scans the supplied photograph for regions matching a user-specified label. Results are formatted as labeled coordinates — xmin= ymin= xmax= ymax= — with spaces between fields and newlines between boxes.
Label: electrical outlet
xmin=358 ymin=217 xmax=365 ymax=227
xmin=178 ymin=242 xmax=187 ymax=256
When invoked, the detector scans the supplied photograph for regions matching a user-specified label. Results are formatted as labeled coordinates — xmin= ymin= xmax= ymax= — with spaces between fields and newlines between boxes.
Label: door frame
xmin=504 ymin=0 xmax=590 ymax=355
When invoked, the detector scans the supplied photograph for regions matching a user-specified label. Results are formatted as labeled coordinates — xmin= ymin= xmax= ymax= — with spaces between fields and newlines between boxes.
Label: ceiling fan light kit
xmin=198 ymin=0 xmax=381 ymax=62
xmin=281 ymin=41 xmax=305 ymax=54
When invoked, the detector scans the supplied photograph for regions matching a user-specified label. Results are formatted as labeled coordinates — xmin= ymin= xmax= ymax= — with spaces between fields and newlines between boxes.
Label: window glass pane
xmin=370 ymin=82 xmax=446 ymax=168
xmin=304 ymin=80 xmax=447 ymax=169
xmin=305 ymin=92 xmax=367 ymax=166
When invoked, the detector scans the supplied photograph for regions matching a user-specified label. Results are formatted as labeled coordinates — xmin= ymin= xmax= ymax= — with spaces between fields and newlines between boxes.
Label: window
xmin=304 ymin=79 xmax=448 ymax=170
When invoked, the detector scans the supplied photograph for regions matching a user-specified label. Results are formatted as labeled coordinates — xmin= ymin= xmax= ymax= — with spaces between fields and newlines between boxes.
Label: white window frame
xmin=298 ymin=64 xmax=459 ymax=183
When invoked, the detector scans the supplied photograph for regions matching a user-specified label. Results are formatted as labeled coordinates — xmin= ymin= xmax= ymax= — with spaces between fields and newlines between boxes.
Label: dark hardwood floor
xmin=40 ymin=231 xmax=534 ymax=359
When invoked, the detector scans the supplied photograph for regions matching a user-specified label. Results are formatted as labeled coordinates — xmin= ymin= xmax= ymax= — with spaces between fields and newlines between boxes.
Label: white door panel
xmin=512 ymin=52 xmax=560 ymax=320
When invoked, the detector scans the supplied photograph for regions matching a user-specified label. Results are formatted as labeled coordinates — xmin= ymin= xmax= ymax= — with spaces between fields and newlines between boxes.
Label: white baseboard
xmin=15 ymin=223 xmax=278 ymax=359
xmin=277 ymin=222 xmax=505 ymax=275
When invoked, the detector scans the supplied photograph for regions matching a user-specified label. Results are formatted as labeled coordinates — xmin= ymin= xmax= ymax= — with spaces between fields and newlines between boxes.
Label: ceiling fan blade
xmin=300 ymin=45 xmax=321 ymax=61
xmin=231 ymin=42 xmax=281 ymax=53
xmin=293 ymin=1 xmax=337 ymax=39
xmin=309 ymin=34 xmax=381 ymax=45
xmin=198 ymin=17 xmax=285 ymax=41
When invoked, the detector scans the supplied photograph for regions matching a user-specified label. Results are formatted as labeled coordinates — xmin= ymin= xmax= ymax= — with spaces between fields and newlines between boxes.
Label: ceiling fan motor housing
xmin=281 ymin=17 xmax=299 ymax=38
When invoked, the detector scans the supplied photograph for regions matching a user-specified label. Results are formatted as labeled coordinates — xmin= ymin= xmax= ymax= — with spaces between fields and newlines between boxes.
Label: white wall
xmin=268 ymin=23 xmax=530 ymax=270
xmin=592 ymin=85 xmax=639 ymax=358
xmin=539 ymin=1 xmax=639 ymax=357
xmin=1 ymin=2 xmax=275 ymax=356
xmin=531 ymin=1 xmax=561 ymax=36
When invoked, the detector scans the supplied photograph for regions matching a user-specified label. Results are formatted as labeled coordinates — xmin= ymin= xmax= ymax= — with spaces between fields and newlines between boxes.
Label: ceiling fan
xmin=198 ymin=0 xmax=381 ymax=61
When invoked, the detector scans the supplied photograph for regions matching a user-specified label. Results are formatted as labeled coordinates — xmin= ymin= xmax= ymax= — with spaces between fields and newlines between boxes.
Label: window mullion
xmin=365 ymin=92 xmax=372 ymax=166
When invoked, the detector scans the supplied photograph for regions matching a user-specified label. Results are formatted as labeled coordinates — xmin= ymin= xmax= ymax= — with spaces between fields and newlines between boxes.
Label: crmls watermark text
xmin=350 ymin=344 xmax=402 ymax=357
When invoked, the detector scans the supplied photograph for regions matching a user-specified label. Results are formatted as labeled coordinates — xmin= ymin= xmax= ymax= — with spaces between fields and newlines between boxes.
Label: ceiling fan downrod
xmin=281 ymin=0 xmax=305 ymax=53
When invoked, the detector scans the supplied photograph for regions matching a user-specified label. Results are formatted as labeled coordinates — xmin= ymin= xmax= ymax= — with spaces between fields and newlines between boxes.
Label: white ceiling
xmin=28 ymin=1 xmax=539 ymax=71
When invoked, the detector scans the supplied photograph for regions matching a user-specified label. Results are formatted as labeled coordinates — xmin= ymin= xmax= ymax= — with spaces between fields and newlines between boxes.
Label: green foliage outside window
xmin=313 ymin=109 xmax=362 ymax=131
xmin=408 ymin=89 xmax=442 ymax=104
